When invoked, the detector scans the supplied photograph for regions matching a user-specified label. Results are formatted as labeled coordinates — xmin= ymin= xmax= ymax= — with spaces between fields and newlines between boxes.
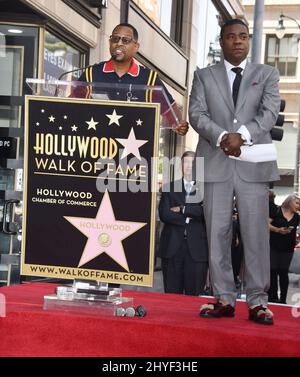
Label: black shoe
xmin=200 ymin=302 xmax=235 ymax=318
xmin=249 ymin=305 xmax=274 ymax=325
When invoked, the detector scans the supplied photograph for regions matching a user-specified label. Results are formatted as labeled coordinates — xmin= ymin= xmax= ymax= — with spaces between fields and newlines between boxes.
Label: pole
xmin=294 ymin=106 xmax=300 ymax=195
xmin=251 ymin=0 xmax=265 ymax=63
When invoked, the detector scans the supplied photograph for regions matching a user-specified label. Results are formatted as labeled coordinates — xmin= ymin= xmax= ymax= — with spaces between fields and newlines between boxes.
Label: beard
xmin=111 ymin=47 xmax=126 ymax=62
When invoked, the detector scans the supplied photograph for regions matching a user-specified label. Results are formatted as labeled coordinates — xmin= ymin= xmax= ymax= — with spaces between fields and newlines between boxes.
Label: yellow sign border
xmin=22 ymin=95 xmax=160 ymax=287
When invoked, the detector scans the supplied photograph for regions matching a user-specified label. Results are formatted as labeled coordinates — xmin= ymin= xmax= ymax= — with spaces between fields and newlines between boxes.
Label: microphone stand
xmin=54 ymin=66 xmax=90 ymax=97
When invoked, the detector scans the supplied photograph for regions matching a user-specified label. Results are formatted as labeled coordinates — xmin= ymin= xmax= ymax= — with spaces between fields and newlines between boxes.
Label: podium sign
xmin=22 ymin=95 xmax=160 ymax=287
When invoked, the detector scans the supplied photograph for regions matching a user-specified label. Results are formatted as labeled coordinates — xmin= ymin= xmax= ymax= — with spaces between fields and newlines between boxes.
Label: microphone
xmin=54 ymin=65 xmax=93 ymax=97
xmin=125 ymin=307 xmax=136 ymax=317
xmin=111 ymin=52 xmax=117 ymax=61
xmin=135 ymin=305 xmax=147 ymax=317
xmin=115 ymin=307 xmax=126 ymax=316
xmin=58 ymin=65 xmax=92 ymax=81
xmin=115 ymin=305 xmax=147 ymax=318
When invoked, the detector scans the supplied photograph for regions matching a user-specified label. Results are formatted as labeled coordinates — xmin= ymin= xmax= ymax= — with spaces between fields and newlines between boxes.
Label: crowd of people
xmin=268 ymin=193 xmax=300 ymax=304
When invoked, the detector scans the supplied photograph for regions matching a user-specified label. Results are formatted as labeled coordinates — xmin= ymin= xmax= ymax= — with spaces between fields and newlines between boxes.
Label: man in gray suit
xmin=189 ymin=19 xmax=280 ymax=325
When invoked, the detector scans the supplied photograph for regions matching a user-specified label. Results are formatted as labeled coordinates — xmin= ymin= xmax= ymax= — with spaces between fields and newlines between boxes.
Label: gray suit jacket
xmin=189 ymin=62 xmax=280 ymax=183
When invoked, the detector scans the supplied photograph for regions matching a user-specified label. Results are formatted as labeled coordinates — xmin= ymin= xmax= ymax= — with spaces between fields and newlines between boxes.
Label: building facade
xmin=0 ymin=0 xmax=245 ymax=286
xmin=243 ymin=0 xmax=300 ymax=201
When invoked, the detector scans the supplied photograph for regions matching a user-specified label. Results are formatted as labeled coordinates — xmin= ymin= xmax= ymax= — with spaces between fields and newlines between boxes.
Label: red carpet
xmin=0 ymin=283 xmax=299 ymax=357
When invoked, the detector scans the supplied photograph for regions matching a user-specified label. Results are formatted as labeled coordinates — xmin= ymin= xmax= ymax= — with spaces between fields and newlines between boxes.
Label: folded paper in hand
xmin=229 ymin=143 xmax=277 ymax=163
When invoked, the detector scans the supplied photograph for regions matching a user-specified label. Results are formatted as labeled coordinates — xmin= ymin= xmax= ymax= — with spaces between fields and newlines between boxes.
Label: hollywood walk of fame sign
xmin=22 ymin=95 xmax=160 ymax=287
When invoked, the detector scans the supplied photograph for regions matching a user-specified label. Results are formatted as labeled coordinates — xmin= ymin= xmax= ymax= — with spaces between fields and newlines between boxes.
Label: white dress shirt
xmin=217 ymin=58 xmax=252 ymax=146
xmin=183 ymin=179 xmax=194 ymax=224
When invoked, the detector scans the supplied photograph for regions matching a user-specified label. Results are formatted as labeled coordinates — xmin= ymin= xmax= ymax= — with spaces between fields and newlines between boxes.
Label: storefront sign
xmin=0 ymin=137 xmax=18 ymax=158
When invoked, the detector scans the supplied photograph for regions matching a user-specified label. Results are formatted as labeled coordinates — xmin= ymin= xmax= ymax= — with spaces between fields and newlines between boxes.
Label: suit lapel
xmin=235 ymin=63 xmax=257 ymax=112
xmin=210 ymin=64 xmax=234 ymax=114
xmin=211 ymin=62 xmax=260 ymax=114
xmin=181 ymin=179 xmax=186 ymax=202
xmin=172 ymin=180 xmax=185 ymax=203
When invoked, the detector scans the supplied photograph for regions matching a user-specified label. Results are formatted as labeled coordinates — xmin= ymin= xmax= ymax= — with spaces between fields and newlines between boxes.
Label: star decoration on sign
xmin=49 ymin=115 xmax=55 ymax=122
xmin=58 ymin=126 xmax=63 ymax=131
xmin=86 ymin=117 xmax=98 ymax=130
xmin=41 ymin=109 xmax=45 ymax=113
xmin=71 ymin=125 xmax=78 ymax=132
xmin=35 ymin=122 xmax=40 ymax=126
xmin=63 ymin=115 xmax=68 ymax=119
xmin=136 ymin=119 xmax=143 ymax=126
xmin=106 ymin=109 xmax=123 ymax=126
xmin=116 ymin=127 xmax=148 ymax=160
xmin=64 ymin=191 xmax=146 ymax=271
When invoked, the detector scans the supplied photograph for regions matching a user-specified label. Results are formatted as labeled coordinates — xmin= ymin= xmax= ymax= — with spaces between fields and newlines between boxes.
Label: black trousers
xmin=268 ymin=249 xmax=293 ymax=304
xmin=231 ymin=243 xmax=243 ymax=283
xmin=161 ymin=239 xmax=208 ymax=296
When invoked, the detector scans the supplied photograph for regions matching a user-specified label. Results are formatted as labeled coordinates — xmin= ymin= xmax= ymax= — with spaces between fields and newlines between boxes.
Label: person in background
xmin=268 ymin=194 xmax=300 ymax=304
xmin=269 ymin=190 xmax=278 ymax=216
xmin=158 ymin=151 xmax=208 ymax=296
xmin=231 ymin=208 xmax=243 ymax=294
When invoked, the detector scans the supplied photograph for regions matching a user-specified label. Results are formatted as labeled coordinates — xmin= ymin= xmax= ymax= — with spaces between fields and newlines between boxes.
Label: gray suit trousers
xmin=204 ymin=170 xmax=270 ymax=307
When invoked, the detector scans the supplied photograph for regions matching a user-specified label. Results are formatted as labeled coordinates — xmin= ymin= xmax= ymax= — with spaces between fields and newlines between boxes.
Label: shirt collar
xmin=224 ymin=58 xmax=247 ymax=74
xmin=103 ymin=58 xmax=140 ymax=77
xmin=183 ymin=178 xmax=194 ymax=186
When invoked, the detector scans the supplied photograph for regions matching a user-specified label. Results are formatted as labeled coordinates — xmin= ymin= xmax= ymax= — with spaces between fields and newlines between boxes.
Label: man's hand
xmin=174 ymin=121 xmax=189 ymax=136
xmin=170 ymin=206 xmax=181 ymax=213
xmin=220 ymin=133 xmax=243 ymax=157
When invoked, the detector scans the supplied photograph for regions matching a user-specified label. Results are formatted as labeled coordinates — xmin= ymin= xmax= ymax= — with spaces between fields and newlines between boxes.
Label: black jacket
xmin=158 ymin=180 xmax=208 ymax=262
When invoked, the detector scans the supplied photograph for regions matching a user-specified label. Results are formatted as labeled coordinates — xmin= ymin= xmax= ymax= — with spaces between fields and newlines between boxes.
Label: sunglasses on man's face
xmin=109 ymin=35 xmax=136 ymax=45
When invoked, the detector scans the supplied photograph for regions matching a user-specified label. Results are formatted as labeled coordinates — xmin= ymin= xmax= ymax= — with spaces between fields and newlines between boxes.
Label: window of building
xmin=265 ymin=35 xmax=298 ymax=77
xmin=197 ymin=0 xmax=221 ymax=68
xmin=132 ymin=0 xmax=182 ymax=43
xmin=0 ymin=24 xmax=39 ymax=128
xmin=44 ymin=30 xmax=86 ymax=89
